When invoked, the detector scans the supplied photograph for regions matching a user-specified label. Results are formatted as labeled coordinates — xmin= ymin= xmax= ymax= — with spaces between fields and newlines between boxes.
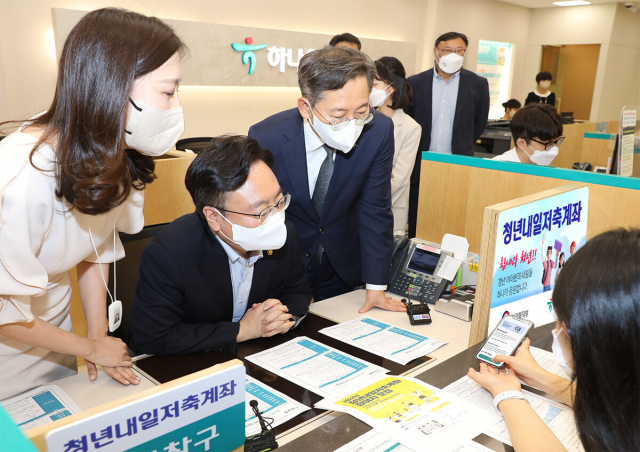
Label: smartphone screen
xmin=476 ymin=316 xmax=533 ymax=367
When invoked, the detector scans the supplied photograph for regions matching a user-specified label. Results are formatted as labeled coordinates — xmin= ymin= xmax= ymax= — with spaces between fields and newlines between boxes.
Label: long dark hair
xmin=553 ymin=229 xmax=640 ymax=451
xmin=12 ymin=8 xmax=186 ymax=215
xmin=374 ymin=57 xmax=413 ymax=110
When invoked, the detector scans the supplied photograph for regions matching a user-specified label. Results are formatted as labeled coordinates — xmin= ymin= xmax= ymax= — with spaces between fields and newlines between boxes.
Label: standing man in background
xmin=329 ymin=33 xmax=361 ymax=51
xmin=249 ymin=46 xmax=405 ymax=314
xmin=405 ymin=32 xmax=490 ymax=238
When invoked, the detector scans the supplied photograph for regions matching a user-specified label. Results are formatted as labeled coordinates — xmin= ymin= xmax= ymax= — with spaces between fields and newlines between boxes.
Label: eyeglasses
xmin=527 ymin=135 xmax=565 ymax=151
xmin=215 ymin=193 xmax=290 ymax=224
xmin=312 ymin=105 xmax=374 ymax=131
xmin=438 ymin=47 xmax=466 ymax=56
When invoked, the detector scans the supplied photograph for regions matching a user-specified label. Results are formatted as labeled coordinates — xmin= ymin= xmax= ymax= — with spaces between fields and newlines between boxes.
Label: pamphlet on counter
xmin=316 ymin=376 xmax=496 ymax=452
xmin=1 ymin=385 xmax=80 ymax=431
xmin=444 ymin=375 xmax=583 ymax=451
xmin=334 ymin=429 xmax=495 ymax=452
xmin=320 ymin=316 xmax=447 ymax=365
xmin=245 ymin=337 xmax=388 ymax=398
xmin=244 ymin=375 xmax=309 ymax=436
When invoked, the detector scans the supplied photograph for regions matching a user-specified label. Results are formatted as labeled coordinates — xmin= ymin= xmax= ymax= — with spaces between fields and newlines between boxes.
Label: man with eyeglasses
xmin=492 ymin=103 xmax=564 ymax=165
xmin=249 ymin=46 xmax=406 ymax=314
xmin=130 ymin=135 xmax=312 ymax=355
xmin=405 ymin=31 xmax=490 ymax=238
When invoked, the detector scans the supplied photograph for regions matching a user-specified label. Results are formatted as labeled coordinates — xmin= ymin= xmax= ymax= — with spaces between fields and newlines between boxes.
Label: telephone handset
xmin=389 ymin=238 xmax=453 ymax=304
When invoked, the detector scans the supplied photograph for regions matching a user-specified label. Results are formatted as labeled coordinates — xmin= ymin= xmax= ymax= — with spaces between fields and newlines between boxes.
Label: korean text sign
xmin=488 ymin=187 xmax=589 ymax=330
xmin=46 ymin=364 xmax=245 ymax=452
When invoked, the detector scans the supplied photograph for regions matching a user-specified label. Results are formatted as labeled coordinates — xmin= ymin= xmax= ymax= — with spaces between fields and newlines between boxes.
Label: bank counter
xmin=12 ymin=148 xmax=640 ymax=451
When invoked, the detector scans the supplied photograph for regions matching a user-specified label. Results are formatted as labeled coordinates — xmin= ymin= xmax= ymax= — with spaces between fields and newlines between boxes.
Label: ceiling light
xmin=553 ymin=1 xmax=591 ymax=6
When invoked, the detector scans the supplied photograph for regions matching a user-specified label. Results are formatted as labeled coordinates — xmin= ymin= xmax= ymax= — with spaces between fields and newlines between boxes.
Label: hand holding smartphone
xmin=476 ymin=315 xmax=535 ymax=368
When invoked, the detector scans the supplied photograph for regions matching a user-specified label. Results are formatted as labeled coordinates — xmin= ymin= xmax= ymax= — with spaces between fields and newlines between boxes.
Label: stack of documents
xmin=316 ymin=376 xmax=498 ymax=452
xmin=320 ymin=316 xmax=447 ymax=365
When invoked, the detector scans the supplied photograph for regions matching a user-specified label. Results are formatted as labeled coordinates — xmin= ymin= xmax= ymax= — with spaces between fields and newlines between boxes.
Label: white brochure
xmin=2 ymin=385 xmax=81 ymax=431
xmin=244 ymin=375 xmax=309 ymax=436
xmin=317 ymin=376 xmax=497 ymax=452
xmin=320 ymin=316 xmax=447 ymax=365
xmin=529 ymin=346 xmax=571 ymax=380
xmin=444 ymin=375 xmax=584 ymax=452
xmin=334 ymin=429 xmax=495 ymax=452
xmin=245 ymin=337 xmax=389 ymax=398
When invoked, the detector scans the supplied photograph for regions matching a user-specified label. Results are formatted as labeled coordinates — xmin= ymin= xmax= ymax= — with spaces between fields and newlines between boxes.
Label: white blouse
xmin=0 ymin=131 xmax=145 ymax=400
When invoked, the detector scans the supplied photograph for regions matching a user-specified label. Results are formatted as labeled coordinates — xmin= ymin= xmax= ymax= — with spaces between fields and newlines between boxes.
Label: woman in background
xmin=469 ymin=228 xmax=640 ymax=451
xmin=370 ymin=57 xmax=422 ymax=236
xmin=0 ymin=8 xmax=186 ymax=399
xmin=525 ymin=71 xmax=556 ymax=107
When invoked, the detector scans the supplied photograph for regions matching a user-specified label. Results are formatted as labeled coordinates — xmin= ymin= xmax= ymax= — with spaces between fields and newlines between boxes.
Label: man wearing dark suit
xmin=249 ymin=46 xmax=405 ymax=313
xmin=406 ymin=32 xmax=490 ymax=238
xmin=130 ymin=135 xmax=312 ymax=355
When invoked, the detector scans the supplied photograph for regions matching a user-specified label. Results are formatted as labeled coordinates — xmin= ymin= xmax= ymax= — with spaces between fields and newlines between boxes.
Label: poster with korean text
xmin=476 ymin=40 xmax=513 ymax=120
xmin=488 ymin=187 xmax=588 ymax=331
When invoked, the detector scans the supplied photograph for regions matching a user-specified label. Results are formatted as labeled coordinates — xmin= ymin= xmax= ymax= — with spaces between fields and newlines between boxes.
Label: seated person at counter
xmin=130 ymin=135 xmax=312 ymax=355
xmin=468 ymin=228 xmax=640 ymax=451
xmin=492 ymin=103 xmax=564 ymax=166
xmin=501 ymin=98 xmax=521 ymax=120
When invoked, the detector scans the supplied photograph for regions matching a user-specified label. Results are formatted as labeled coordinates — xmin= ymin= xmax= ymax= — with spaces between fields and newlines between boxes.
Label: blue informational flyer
xmin=1 ymin=385 xmax=80 ymax=431
xmin=320 ymin=316 xmax=447 ymax=365
xmin=244 ymin=375 xmax=309 ymax=436
xmin=245 ymin=337 xmax=388 ymax=398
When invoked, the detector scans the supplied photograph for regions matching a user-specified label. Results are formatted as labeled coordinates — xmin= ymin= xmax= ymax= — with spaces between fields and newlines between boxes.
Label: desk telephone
xmin=389 ymin=237 xmax=454 ymax=304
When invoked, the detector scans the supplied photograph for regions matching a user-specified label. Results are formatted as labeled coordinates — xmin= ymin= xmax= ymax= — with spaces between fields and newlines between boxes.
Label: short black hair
xmin=329 ymin=33 xmax=361 ymax=50
xmin=374 ymin=57 xmax=413 ymax=110
xmin=536 ymin=71 xmax=553 ymax=83
xmin=185 ymin=135 xmax=274 ymax=219
xmin=502 ymin=98 xmax=521 ymax=110
xmin=509 ymin=103 xmax=563 ymax=144
xmin=435 ymin=32 xmax=468 ymax=48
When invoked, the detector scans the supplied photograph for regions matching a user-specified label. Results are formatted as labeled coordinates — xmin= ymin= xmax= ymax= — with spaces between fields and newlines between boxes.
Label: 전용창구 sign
xmin=488 ymin=187 xmax=588 ymax=330
xmin=45 ymin=364 xmax=245 ymax=452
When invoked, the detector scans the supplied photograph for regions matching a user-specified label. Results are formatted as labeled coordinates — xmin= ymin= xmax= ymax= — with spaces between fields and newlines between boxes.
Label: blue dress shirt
xmin=214 ymin=234 xmax=263 ymax=322
xmin=429 ymin=70 xmax=461 ymax=154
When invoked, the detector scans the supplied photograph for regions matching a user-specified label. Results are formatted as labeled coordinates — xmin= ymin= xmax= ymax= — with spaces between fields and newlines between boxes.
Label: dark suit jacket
xmin=405 ymin=68 xmax=490 ymax=237
xmin=406 ymin=68 xmax=490 ymax=158
xmin=130 ymin=213 xmax=312 ymax=355
xmin=248 ymin=108 xmax=394 ymax=288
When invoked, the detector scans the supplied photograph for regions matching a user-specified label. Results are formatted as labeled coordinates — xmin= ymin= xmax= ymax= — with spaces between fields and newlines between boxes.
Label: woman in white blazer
xmin=371 ymin=57 xmax=422 ymax=236
xmin=0 ymin=8 xmax=186 ymax=399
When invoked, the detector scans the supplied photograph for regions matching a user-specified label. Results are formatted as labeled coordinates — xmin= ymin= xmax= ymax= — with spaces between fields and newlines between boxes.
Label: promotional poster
xmin=488 ymin=187 xmax=589 ymax=331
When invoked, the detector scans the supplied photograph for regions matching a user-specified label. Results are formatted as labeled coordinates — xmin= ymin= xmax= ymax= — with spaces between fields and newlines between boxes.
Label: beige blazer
xmin=390 ymin=109 xmax=422 ymax=235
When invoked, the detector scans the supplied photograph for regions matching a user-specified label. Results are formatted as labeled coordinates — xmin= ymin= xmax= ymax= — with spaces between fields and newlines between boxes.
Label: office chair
xmin=175 ymin=137 xmax=213 ymax=154
xmin=106 ymin=223 xmax=167 ymax=352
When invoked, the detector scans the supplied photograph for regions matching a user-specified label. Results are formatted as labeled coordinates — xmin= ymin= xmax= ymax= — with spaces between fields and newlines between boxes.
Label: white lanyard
xmin=88 ymin=224 xmax=122 ymax=332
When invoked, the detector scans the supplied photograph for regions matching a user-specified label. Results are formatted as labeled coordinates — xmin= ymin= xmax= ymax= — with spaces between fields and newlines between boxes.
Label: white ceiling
xmin=497 ymin=0 xmax=630 ymax=8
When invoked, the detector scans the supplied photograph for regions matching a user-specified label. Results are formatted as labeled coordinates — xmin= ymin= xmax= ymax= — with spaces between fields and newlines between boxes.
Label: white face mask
xmin=551 ymin=327 xmax=575 ymax=379
xmin=125 ymin=98 xmax=185 ymax=156
xmin=539 ymin=80 xmax=551 ymax=90
xmin=524 ymin=144 xmax=559 ymax=166
xmin=436 ymin=53 xmax=464 ymax=74
xmin=216 ymin=209 xmax=287 ymax=252
xmin=370 ymin=84 xmax=392 ymax=108
xmin=306 ymin=100 xmax=365 ymax=153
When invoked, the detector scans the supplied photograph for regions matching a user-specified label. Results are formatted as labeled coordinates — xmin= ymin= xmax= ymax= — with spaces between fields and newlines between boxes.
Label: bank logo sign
xmin=232 ymin=37 xmax=314 ymax=75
